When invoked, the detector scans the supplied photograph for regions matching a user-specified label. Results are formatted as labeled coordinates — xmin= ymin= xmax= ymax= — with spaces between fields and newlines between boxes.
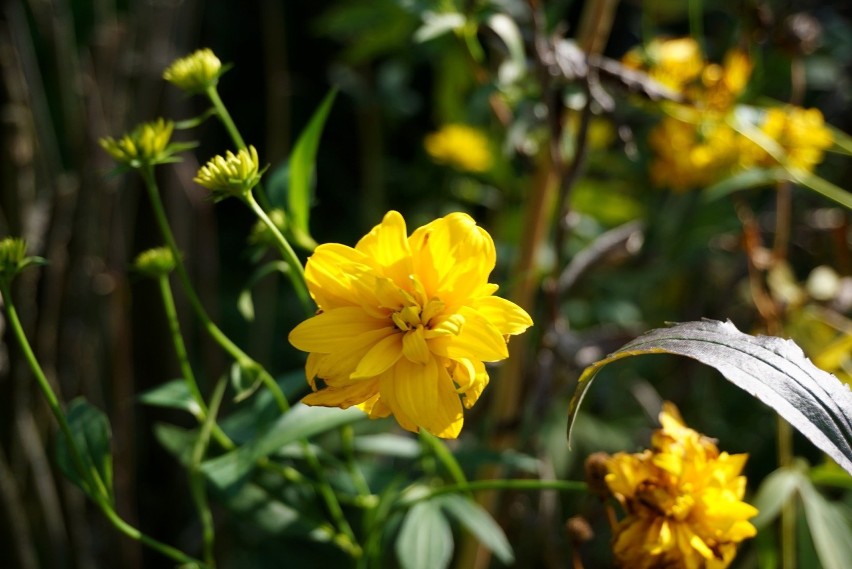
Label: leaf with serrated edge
xmin=567 ymin=320 xmax=852 ymax=475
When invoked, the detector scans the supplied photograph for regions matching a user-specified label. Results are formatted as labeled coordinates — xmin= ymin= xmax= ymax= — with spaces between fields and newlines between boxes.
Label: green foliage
xmin=55 ymin=398 xmax=114 ymax=502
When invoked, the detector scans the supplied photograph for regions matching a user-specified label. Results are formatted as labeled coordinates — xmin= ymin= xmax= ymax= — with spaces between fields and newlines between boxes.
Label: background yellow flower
xmin=289 ymin=210 xmax=532 ymax=438
xmin=424 ymin=124 xmax=493 ymax=173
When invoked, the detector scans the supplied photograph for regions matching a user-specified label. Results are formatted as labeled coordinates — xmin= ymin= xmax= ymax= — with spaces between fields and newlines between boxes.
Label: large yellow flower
xmin=288 ymin=211 xmax=532 ymax=438
xmin=605 ymin=403 xmax=757 ymax=569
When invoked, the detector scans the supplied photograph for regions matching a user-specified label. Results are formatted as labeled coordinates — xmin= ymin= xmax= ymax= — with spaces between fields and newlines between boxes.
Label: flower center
xmin=391 ymin=298 xmax=445 ymax=332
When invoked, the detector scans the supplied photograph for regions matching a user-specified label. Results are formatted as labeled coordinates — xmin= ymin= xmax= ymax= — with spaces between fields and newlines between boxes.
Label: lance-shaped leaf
xmin=567 ymin=320 xmax=852 ymax=475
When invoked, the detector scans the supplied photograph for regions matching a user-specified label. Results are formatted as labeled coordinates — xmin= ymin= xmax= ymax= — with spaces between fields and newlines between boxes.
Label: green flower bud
xmin=163 ymin=48 xmax=226 ymax=94
xmin=133 ymin=247 xmax=176 ymax=278
xmin=0 ymin=237 xmax=45 ymax=287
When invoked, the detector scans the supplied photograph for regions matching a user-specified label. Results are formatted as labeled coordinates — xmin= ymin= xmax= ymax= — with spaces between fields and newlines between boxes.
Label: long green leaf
xmin=202 ymin=404 xmax=365 ymax=487
xmin=287 ymin=89 xmax=337 ymax=243
xmin=567 ymin=320 xmax=852 ymax=475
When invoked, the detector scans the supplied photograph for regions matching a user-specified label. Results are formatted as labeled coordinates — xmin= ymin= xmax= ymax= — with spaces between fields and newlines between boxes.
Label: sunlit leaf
xmin=414 ymin=11 xmax=465 ymax=43
xmin=139 ymin=379 xmax=200 ymax=416
xmin=435 ymin=494 xmax=514 ymax=564
xmin=567 ymin=320 xmax=852 ymax=475
xmin=396 ymin=499 xmax=453 ymax=569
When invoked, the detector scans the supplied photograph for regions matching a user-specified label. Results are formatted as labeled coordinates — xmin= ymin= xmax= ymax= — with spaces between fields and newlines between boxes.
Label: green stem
xmin=0 ymin=283 xmax=90 ymax=490
xmin=399 ymin=479 xmax=588 ymax=509
xmin=419 ymin=430 xmax=468 ymax=488
xmin=206 ymin=86 xmax=246 ymax=150
xmin=205 ymin=86 xmax=273 ymax=210
xmin=341 ymin=425 xmax=371 ymax=497
xmin=94 ymin=496 xmax=208 ymax=568
xmin=156 ymin=275 xmax=233 ymax=450
xmin=141 ymin=168 xmax=256 ymax=367
xmin=0 ymin=284 xmax=207 ymax=569
xmin=190 ymin=378 xmax=228 ymax=569
xmin=243 ymin=191 xmax=312 ymax=315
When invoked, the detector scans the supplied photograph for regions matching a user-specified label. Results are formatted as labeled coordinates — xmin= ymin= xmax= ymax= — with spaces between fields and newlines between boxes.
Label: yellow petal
xmin=302 ymin=378 xmax=380 ymax=409
xmin=305 ymin=243 xmax=374 ymax=310
xmin=351 ymin=333 xmax=403 ymax=379
xmin=402 ymin=326 xmax=431 ymax=364
xmin=430 ymin=307 xmax=508 ymax=362
xmin=355 ymin=210 xmax=413 ymax=287
xmin=380 ymin=357 xmax=463 ymax=438
xmin=471 ymin=296 xmax=533 ymax=336
xmin=311 ymin=328 xmax=394 ymax=381
xmin=289 ymin=307 xmax=390 ymax=353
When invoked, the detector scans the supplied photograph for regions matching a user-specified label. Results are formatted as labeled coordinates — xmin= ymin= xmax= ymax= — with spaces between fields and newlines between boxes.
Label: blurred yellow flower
xmin=757 ymin=106 xmax=833 ymax=172
xmin=623 ymin=37 xmax=705 ymax=91
xmin=100 ymin=119 xmax=176 ymax=168
xmin=606 ymin=403 xmax=757 ymax=569
xmin=289 ymin=210 xmax=532 ymax=438
xmin=163 ymin=48 xmax=224 ymax=94
xmin=194 ymin=146 xmax=265 ymax=200
xmin=648 ymin=117 xmax=743 ymax=191
xmin=424 ymin=124 xmax=493 ymax=173
xmin=700 ymin=49 xmax=752 ymax=111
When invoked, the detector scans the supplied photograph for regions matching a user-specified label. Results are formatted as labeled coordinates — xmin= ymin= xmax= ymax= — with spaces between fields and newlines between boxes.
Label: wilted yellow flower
xmin=605 ymin=403 xmax=757 ymax=569
xmin=757 ymin=106 xmax=833 ymax=172
xmin=623 ymin=37 xmax=705 ymax=91
xmin=133 ymin=247 xmax=176 ymax=278
xmin=163 ymin=48 xmax=224 ymax=94
xmin=194 ymin=146 xmax=265 ymax=200
xmin=424 ymin=124 xmax=493 ymax=173
xmin=100 ymin=119 xmax=178 ymax=169
xmin=288 ymin=211 xmax=532 ymax=438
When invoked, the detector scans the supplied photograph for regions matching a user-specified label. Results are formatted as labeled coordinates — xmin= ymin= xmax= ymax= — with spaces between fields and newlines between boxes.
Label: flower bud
xmin=133 ymin=247 xmax=176 ymax=278
xmin=163 ymin=48 xmax=225 ymax=94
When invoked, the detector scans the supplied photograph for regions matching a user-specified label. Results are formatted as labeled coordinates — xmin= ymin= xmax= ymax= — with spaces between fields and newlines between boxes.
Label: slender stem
xmin=689 ymin=0 xmax=704 ymax=51
xmin=141 ymin=168 xmax=255 ymax=367
xmin=341 ymin=425 xmax=371 ymax=497
xmin=94 ymin=496 xmax=208 ymax=568
xmin=1 ymin=284 xmax=207 ymax=569
xmin=0 ymin=283 xmax=90 ymax=491
xmin=190 ymin=378 xmax=228 ymax=569
xmin=243 ymin=190 xmax=312 ymax=315
xmin=419 ymin=430 xmax=468 ymax=488
xmin=206 ymin=86 xmax=246 ymax=150
xmin=156 ymin=275 xmax=234 ymax=450
xmin=206 ymin=85 xmax=273 ymax=210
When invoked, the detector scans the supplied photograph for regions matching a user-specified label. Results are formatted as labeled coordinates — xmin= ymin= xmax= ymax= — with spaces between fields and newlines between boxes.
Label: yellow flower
xmin=757 ymin=106 xmax=833 ymax=172
xmin=100 ymin=118 xmax=180 ymax=169
xmin=194 ymin=146 xmax=265 ymax=200
xmin=623 ymin=37 xmax=705 ymax=91
xmin=605 ymin=403 xmax=757 ymax=569
xmin=648 ymin=117 xmax=744 ymax=191
xmin=424 ymin=124 xmax=493 ymax=173
xmin=699 ymin=49 xmax=753 ymax=111
xmin=288 ymin=211 xmax=532 ymax=438
xmin=163 ymin=48 xmax=224 ymax=94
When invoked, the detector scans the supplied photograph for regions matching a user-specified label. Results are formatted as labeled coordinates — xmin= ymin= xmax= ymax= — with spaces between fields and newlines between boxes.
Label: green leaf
xmin=567 ymin=320 xmax=852 ymax=475
xmin=202 ymin=404 xmax=365 ymax=488
xmin=799 ymin=475 xmax=852 ymax=569
xmin=810 ymin=462 xmax=852 ymax=491
xmin=153 ymin=423 xmax=198 ymax=467
xmin=55 ymin=398 xmax=114 ymax=501
xmin=828 ymin=125 xmax=852 ymax=157
xmin=788 ymin=169 xmax=852 ymax=210
xmin=435 ymin=494 xmax=514 ymax=564
xmin=287 ymin=89 xmax=337 ymax=245
xmin=396 ymin=500 xmax=453 ymax=569
xmin=751 ymin=466 xmax=804 ymax=530
xmin=138 ymin=379 xmax=200 ymax=416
